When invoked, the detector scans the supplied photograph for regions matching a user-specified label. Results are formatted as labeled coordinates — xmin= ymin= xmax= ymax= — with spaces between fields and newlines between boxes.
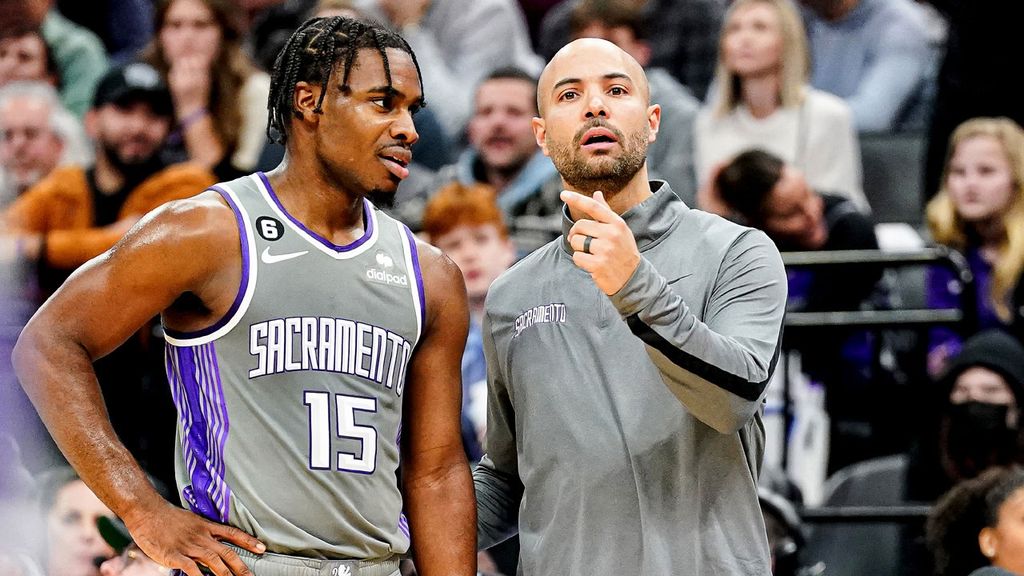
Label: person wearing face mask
xmin=901 ymin=329 xmax=1024 ymax=576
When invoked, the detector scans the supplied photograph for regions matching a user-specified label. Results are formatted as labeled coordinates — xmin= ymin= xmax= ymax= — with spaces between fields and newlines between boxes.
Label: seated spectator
xmin=2 ymin=62 xmax=216 ymax=288
xmin=421 ymin=181 xmax=517 ymax=456
xmin=900 ymin=330 xmax=1024 ymax=575
xmin=0 ymin=27 xmax=59 ymax=88
xmin=400 ymin=67 xmax=562 ymax=250
xmin=927 ymin=465 xmax=1024 ymax=576
xmin=926 ymin=117 xmax=1024 ymax=376
xmin=368 ymin=0 xmax=543 ymax=137
xmin=0 ymin=0 xmax=110 ymax=118
xmin=714 ymin=148 xmax=883 ymax=468
xmin=568 ymin=2 xmax=700 ymax=205
xmin=537 ymin=0 xmax=724 ymax=100
xmin=142 ymin=0 xmax=271 ymax=179
xmin=1 ymin=82 xmax=91 ymax=206
xmin=1 ymin=63 xmax=215 ymax=493
xmin=800 ymin=0 xmax=938 ymax=133
xmin=695 ymin=0 xmax=867 ymax=211
xmin=38 ymin=467 xmax=115 ymax=576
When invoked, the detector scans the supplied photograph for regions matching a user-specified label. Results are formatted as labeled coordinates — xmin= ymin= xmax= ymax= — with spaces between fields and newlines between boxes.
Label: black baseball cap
xmin=92 ymin=62 xmax=174 ymax=118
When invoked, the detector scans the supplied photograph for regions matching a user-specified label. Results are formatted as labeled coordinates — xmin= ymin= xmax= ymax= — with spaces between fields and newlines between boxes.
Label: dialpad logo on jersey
xmin=365 ymin=251 xmax=408 ymax=287
xmin=249 ymin=316 xmax=412 ymax=395
xmin=513 ymin=303 xmax=567 ymax=338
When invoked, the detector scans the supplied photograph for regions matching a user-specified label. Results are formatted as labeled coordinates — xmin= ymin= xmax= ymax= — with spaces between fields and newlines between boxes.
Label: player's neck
xmin=266 ymin=158 xmax=367 ymax=243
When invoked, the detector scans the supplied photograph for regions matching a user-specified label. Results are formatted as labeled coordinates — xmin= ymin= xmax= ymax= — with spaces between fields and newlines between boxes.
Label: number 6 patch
xmin=256 ymin=216 xmax=285 ymax=241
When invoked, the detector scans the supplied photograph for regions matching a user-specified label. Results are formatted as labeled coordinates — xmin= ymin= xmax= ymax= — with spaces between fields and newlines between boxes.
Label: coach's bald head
xmin=536 ymin=38 xmax=650 ymax=116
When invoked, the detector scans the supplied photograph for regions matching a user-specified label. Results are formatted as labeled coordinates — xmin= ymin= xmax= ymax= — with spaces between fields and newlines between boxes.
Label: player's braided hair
xmin=266 ymin=16 xmax=423 ymax=145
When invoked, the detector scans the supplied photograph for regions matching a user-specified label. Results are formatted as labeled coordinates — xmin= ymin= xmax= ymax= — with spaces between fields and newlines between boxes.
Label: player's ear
xmin=293 ymin=81 xmax=322 ymax=125
xmin=532 ymin=116 xmax=549 ymax=156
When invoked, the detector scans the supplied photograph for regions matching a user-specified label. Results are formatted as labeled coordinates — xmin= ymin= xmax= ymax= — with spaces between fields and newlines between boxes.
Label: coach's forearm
xmin=404 ymin=457 xmax=477 ymax=576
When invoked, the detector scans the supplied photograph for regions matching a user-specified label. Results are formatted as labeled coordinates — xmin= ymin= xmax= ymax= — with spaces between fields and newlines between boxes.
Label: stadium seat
xmin=803 ymin=454 xmax=910 ymax=576
xmin=860 ymin=132 xmax=927 ymax=226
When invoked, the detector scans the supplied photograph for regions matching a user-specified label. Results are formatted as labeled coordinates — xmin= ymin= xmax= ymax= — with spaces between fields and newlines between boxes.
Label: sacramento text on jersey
xmin=248 ymin=316 xmax=412 ymax=395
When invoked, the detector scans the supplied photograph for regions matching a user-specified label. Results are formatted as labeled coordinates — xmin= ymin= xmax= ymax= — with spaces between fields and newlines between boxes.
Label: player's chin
xmin=365 ymin=186 xmax=397 ymax=209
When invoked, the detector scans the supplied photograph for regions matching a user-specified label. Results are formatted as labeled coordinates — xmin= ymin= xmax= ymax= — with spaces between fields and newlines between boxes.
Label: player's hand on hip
xmin=561 ymin=190 xmax=640 ymax=296
xmin=125 ymin=501 xmax=265 ymax=576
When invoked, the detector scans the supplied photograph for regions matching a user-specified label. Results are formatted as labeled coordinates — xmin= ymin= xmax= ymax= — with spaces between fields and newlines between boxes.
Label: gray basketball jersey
xmin=163 ymin=173 xmax=424 ymax=559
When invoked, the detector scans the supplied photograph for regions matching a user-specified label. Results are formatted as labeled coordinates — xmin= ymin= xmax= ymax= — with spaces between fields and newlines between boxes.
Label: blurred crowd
xmin=1 ymin=0 xmax=1023 ymax=575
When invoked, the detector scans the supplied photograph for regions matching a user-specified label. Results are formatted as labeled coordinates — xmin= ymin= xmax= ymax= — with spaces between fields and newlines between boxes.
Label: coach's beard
xmin=548 ymin=126 xmax=649 ymax=194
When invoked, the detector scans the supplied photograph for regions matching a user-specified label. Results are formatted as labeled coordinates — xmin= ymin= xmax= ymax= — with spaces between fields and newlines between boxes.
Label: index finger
xmin=560 ymin=190 xmax=618 ymax=224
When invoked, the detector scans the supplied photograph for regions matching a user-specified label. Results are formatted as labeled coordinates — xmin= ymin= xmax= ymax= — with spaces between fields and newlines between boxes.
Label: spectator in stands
xmin=926 ymin=117 xmax=1024 ymax=376
xmin=927 ymin=465 xmax=1024 ymax=576
xmin=39 ymin=467 xmax=115 ymax=576
xmin=713 ymin=148 xmax=883 ymax=469
xmin=401 ymin=67 xmax=561 ymax=249
xmin=2 ymin=62 xmax=215 ymax=289
xmin=1 ymin=82 xmax=91 ymax=206
xmin=537 ymin=0 xmax=724 ymax=100
xmin=896 ymin=330 xmax=1024 ymax=576
xmin=0 ymin=28 xmax=58 ymax=88
xmin=142 ymin=0 xmax=271 ymax=179
xmin=422 ymin=181 xmax=517 ymax=456
xmin=695 ymin=0 xmax=866 ymax=212
xmin=800 ymin=0 xmax=938 ymax=133
xmin=568 ymin=2 xmax=700 ymax=205
xmin=1 ymin=63 xmax=215 ymax=493
xmin=369 ymin=0 xmax=543 ymax=137
xmin=0 ymin=0 xmax=110 ymax=118
xmin=922 ymin=0 xmax=1024 ymax=202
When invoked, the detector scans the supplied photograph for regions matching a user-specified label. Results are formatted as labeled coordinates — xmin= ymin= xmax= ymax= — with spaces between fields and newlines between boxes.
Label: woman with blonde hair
xmin=926 ymin=117 xmax=1024 ymax=374
xmin=142 ymin=0 xmax=270 ymax=179
xmin=695 ymin=0 xmax=866 ymax=212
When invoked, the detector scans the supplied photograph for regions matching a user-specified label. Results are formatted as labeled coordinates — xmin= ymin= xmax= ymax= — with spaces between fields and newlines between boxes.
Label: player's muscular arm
xmin=400 ymin=242 xmax=476 ymax=576
xmin=12 ymin=192 xmax=265 ymax=576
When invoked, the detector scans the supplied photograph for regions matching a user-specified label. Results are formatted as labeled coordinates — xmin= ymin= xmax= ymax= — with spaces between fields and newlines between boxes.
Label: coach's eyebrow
xmin=551 ymin=77 xmax=581 ymax=93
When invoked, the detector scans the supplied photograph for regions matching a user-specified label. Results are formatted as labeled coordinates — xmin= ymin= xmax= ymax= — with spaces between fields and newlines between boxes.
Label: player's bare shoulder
xmin=409 ymin=235 xmax=468 ymax=325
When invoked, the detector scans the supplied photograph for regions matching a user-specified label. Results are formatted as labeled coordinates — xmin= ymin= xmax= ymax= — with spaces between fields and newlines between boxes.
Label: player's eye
xmin=559 ymin=90 xmax=578 ymax=101
xmin=371 ymin=96 xmax=394 ymax=110
xmin=609 ymin=86 xmax=627 ymax=96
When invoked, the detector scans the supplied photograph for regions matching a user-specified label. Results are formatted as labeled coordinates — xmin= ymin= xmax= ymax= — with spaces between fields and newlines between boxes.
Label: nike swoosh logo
xmin=260 ymin=247 xmax=308 ymax=264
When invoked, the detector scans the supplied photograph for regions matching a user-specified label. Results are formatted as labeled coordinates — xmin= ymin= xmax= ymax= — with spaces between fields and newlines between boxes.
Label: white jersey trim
xmin=165 ymin=185 xmax=259 ymax=347
xmin=251 ymin=173 xmax=380 ymax=260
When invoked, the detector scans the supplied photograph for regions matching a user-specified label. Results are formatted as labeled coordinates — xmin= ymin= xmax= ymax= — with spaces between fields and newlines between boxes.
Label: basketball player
xmin=13 ymin=17 xmax=475 ymax=576
xmin=473 ymin=39 xmax=787 ymax=574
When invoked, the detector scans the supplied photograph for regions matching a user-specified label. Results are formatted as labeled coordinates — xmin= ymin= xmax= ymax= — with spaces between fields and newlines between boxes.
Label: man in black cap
xmin=1 ymin=61 xmax=216 ymax=491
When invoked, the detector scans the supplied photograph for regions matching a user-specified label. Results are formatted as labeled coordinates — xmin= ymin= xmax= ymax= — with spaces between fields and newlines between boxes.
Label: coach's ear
xmin=292 ymin=81 xmax=322 ymax=125
xmin=532 ymin=116 xmax=549 ymax=157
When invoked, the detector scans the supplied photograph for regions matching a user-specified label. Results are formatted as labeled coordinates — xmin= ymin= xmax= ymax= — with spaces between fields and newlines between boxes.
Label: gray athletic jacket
xmin=473 ymin=182 xmax=786 ymax=575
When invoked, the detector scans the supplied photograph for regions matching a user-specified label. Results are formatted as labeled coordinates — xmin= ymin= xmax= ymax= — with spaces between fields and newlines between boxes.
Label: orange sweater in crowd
xmin=2 ymin=164 xmax=217 ymax=270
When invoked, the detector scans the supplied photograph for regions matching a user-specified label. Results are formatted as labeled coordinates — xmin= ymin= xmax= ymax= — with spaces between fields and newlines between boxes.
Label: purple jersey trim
xmin=401 ymin=225 xmax=427 ymax=329
xmin=164 ymin=186 xmax=250 ymax=340
xmin=166 ymin=342 xmax=232 ymax=522
xmin=257 ymin=172 xmax=375 ymax=253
